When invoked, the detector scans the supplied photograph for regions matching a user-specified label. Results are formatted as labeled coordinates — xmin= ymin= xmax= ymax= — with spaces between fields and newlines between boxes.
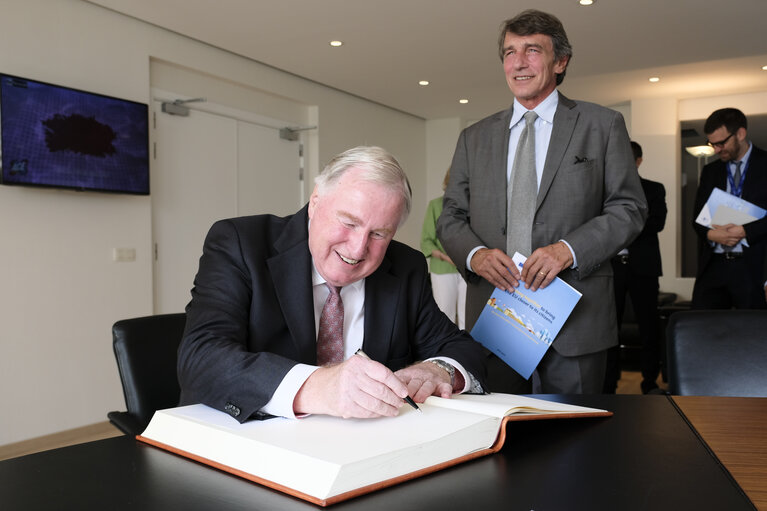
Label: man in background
xmin=604 ymin=141 xmax=667 ymax=394
xmin=692 ymin=108 xmax=767 ymax=309
xmin=437 ymin=9 xmax=646 ymax=394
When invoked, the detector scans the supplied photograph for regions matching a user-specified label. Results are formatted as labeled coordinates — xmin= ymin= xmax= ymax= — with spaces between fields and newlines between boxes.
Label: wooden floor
xmin=0 ymin=370 xmax=665 ymax=462
xmin=616 ymin=369 xmax=667 ymax=395
xmin=0 ymin=420 xmax=123 ymax=462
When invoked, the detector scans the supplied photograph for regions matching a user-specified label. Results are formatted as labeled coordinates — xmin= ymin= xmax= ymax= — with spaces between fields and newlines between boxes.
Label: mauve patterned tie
xmin=317 ymin=284 xmax=344 ymax=365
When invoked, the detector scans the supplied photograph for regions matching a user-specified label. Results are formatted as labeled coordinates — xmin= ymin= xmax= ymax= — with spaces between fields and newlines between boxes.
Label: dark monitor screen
xmin=0 ymin=74 xmax=149 ymax=195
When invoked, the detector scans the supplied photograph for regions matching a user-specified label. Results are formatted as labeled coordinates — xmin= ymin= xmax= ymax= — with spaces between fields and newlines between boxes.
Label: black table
xmin=1 ymin=395 xmax=756 ymax=510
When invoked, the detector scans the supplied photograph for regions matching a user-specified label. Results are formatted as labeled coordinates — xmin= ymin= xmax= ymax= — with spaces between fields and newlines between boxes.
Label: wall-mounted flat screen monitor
xmin=0 ymin=73 xmax=149 ymax=195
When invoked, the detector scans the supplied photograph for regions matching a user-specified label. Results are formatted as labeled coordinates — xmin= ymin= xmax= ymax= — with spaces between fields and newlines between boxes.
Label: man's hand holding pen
xmin=292 ymin=352 xmax=456 ymax=419
xmin=293 ymin=355 xmax=409 ymax=419
xmin=395 ymin=362 xmax=454 ymax=402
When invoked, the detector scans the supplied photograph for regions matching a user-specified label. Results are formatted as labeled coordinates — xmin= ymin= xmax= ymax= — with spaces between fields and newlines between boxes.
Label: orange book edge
xmin=137 ymin=409 xmax=611 ymax=507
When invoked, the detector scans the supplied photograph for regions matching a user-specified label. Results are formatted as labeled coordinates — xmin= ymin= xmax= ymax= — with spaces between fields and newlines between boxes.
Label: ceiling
xmin=85 ymin=0 xmax=767 ymax=120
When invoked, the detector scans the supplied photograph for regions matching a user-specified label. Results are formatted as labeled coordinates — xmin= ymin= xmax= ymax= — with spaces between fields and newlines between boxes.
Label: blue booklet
xmin=695 ymin=187 xmax=767 ymax=229
xmin=470 ymin=253 xmax=582 ymax=379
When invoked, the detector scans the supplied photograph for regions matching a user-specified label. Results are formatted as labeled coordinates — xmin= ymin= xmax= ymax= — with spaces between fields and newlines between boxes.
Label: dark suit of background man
xmin=437 ymin=9 xmax=647 ymax=394
xmin=604 ymin=141 xmax=667 ymax=394
xmin=692 ymin=108 xmax=767 ymax=310
xmin=178 ymin=146 xmax=487 ymax=422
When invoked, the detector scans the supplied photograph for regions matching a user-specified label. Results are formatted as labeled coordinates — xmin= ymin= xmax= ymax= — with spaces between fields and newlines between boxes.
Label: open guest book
xmin=138 ymin=393 xmax=611 ymax=506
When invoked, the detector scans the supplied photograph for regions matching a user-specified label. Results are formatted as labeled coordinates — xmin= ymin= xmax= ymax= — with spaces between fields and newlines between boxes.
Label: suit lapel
xmin=711 ymin=160 xmax=728 ymax=194
xmin=742 ymin=146 xmax=767 ymax=203
xmin=537 ymin=92 xmax=578 ymax=209
xmin=267 ymin=206 xmax=317 ymax=363
xmin=361 ymin=256 xmax=398 ymax=363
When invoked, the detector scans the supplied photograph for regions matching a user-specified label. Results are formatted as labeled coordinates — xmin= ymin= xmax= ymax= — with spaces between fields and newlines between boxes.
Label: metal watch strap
xmin=427 ymin=359 xmax=455 ymax=387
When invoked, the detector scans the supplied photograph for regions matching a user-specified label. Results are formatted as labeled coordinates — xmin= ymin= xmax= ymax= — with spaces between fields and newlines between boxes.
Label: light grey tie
xmin=507 ymin=110 xmax=539 ymax=257
xmin=733 ymin=160 xmax=743 ymax=190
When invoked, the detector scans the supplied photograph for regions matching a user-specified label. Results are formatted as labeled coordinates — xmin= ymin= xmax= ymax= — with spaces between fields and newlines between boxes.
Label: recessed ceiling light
xmin=762 ymin=65 xmax=767 ymax=71
xmin=459 ymin=99 xmax=469 ymax=104
xmin=329 ymin=40 xmax=343 ymax=47
xmin=649 ymin=76 xmax=660 ymax=83
xmin=579 ymin=0 xmax=594 ymax=5
xmin=418 ymin=80 xmax=430 ymax=86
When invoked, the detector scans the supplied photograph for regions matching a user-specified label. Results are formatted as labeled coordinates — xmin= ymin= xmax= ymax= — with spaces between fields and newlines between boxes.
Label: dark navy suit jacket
xmin=624 ymin=178 xmax=666 ymax=276
xmin=178 ymin=205 xmax=487 ymax=422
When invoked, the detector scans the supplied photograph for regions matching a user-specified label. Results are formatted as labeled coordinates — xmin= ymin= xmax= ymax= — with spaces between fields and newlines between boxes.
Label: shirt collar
xmin=509 ymin=89 xmax=559 ymax=129
xmin=311 ymin=260 xmax=365 ymax=293
xmin=732 ymin=141 xmax=753 ymax=169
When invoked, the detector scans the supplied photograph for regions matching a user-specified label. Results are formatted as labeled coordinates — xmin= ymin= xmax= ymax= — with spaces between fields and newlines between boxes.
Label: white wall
xmin=0 ymin=0 xmax=426 ymax=445
xmin=628 ymin=98 xmax=686 ymax=297
xmin=425 ymin=118 xmax=464 ymax=201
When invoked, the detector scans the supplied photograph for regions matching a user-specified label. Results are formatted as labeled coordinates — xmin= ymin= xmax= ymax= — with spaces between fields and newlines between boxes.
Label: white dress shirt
xmin=260 ymin=261 xmax=472 ymax=419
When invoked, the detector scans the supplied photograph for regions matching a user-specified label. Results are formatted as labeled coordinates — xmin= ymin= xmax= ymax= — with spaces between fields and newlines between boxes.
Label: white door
xmin=237 ymin=122 xmax=303 ymax=217
xmin=152 ymin=101 xmax=302 ymax=314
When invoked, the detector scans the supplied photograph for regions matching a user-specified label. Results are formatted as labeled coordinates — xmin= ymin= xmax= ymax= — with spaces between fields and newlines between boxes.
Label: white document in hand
xmin=711 ymin=206 xmax=759 ymax=226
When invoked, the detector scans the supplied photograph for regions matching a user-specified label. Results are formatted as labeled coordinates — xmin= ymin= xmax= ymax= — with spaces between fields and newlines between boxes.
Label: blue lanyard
xmin=726 ymin=158 xmax=748 ymax=197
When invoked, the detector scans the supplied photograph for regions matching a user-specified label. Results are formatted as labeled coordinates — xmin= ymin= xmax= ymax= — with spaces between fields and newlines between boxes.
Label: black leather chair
xmin=666 ymin=310 xmax=767 ymax=397
xmin=108 ymin=313 xmax=186 ymax=435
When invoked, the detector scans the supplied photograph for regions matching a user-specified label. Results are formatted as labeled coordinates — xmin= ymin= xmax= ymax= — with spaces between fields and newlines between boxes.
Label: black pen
xmin=355 ymin=349 xmax=421 ymax=412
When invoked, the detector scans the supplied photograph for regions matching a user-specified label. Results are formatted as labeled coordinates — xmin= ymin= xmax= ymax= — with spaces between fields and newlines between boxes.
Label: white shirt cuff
xmin=559 ymin=239 xmax=578 ymax=268
xmin=260 ymin=363 xmax=319 ymax=419
xmin=466 ymin=246 xmax=486 ymax=273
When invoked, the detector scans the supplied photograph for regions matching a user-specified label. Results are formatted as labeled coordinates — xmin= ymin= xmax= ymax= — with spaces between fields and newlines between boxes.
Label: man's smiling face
xmin=307 ymin=167 xmax=403 ymax=287
xmin=502 ymin=32 xmax=568 ymax=110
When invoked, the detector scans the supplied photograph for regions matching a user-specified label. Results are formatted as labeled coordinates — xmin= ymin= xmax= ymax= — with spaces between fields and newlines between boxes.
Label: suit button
xmin=224 ymin=403 xmax=241 ymax=417
xmin=501 ymin=227 xmax=506 ymax=235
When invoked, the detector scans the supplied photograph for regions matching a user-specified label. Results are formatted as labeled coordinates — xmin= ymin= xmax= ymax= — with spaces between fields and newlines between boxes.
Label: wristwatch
xmin=427 ymin=359 xmax=455 ymax=387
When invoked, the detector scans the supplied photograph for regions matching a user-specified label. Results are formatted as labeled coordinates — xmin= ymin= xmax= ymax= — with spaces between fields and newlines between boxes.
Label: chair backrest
xmin=109 ymin=313 xmax=186 ymax=434
xmin=666 ymin=310 xmax=767 ymax=397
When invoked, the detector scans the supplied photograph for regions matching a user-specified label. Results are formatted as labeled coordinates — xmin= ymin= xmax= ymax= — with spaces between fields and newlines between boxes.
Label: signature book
xmin=138 ymin=393 xmax=609 ymax=506
xmin=471 ymin=252 xmax=582 ymax=379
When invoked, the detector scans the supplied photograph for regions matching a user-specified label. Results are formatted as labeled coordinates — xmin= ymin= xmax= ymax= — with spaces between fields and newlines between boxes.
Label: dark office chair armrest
xmin=107 ymin=410 xmax=146 ymax=436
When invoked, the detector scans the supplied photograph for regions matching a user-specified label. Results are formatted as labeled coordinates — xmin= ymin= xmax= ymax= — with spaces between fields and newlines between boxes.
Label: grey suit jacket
xmin=437 ymin=92 xmax=647 ymax=357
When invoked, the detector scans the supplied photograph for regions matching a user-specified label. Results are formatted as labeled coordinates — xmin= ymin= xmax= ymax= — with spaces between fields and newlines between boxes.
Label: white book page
xmin=143 ymin=403 xmax=502 ymax=499
xmin=142 ymin=406 xmax=340 ymax=498
xmin=424 ymin=393 xmax=608 ymax=418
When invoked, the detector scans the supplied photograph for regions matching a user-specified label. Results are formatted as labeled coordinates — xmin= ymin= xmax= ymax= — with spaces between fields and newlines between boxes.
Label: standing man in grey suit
xmin=437 ymin=9 xmax=647 ymax=394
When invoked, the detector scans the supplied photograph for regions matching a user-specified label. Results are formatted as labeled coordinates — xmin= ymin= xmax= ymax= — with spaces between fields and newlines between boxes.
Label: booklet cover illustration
xmin=470 ymin=253 xmax=582 ymax=379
